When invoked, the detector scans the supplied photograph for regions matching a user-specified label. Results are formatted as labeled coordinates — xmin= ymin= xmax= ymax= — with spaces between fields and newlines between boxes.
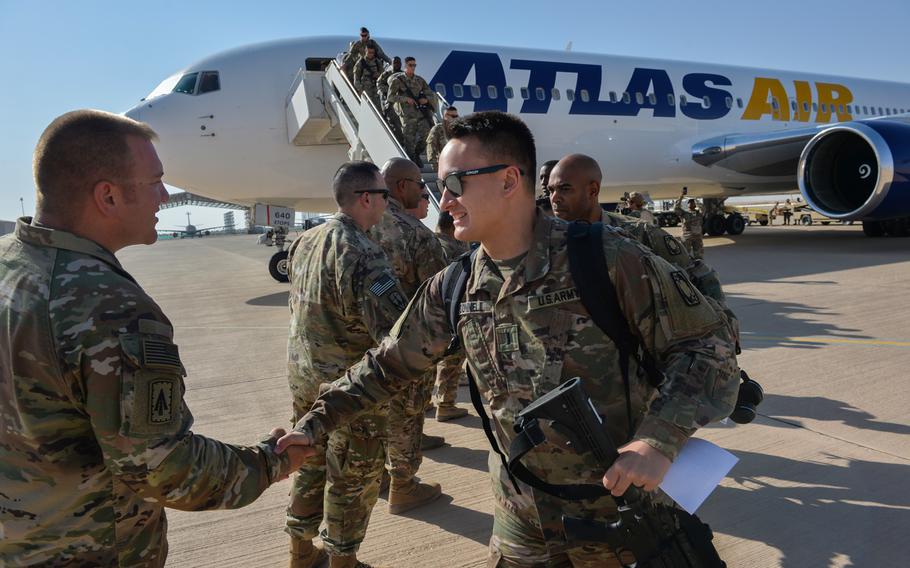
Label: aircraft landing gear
xmin=267 ymin=226 xmax=291 ymax=282
xmin=704 ymin=214 xmax=727 ymax=236
xmin=725 ymin=214 xmax=746 ymax=235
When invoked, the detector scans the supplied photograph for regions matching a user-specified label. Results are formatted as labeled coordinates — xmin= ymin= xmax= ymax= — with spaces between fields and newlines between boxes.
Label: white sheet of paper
xmin=658 ymin=438 xmax=738 ymax=514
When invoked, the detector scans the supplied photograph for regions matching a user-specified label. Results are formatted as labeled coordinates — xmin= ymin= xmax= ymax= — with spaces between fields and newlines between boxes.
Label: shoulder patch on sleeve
xmin=671 ymin=271 xmax=701 ymax=306
xmin=663 ymin=235 xmax=683 ymax=257
xmin=369 ymin=273 xmax=397 ymax=298
xmin=387 ymin=290 xmax=407 ymax=311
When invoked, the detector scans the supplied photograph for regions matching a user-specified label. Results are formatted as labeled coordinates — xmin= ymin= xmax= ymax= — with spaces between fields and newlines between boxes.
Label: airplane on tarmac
xmin=158 ymin=211 xmax=222 ymax=238
xmin=125 ymin=36 xmax=910 ymax=280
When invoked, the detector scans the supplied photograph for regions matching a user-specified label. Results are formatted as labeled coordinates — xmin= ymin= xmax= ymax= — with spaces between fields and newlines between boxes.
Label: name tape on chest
xmin=459 ymin=300 xmax=492 ymax=314
xmin=527 ymin=287 xmax=579 ymax=311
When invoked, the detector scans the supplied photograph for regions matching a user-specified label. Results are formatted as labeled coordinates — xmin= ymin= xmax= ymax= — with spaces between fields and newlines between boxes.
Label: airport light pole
xmin=20 ymin=197 xmax=25 ymax=217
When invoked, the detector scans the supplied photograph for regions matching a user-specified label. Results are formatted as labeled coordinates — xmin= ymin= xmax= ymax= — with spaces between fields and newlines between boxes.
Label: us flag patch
xmin=369 ymin=274 xmax=397 ymax=297
xmin=142 ymin=339 xmax=182 ymax=372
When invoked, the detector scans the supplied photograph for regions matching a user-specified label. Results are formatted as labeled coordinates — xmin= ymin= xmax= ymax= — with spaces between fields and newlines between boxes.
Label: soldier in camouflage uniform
xmin=627 ymin=191 xmax=657 ymax=225
xmin=0 ymin=110 xmax=309 ymax=567
xmin=426 ymin=106 xmax=459 ymax=170
xmin=432 ymin=211 xmax=471 ymax=421
xmin=388 ymin=57 xmax=437 ymax=165
xmin=377 ymin=56 xmax=404 ymax=142
xmin=675 ymin=194 xmax=705 ymax=259
xmin=353 ymin=45 xmax=385 ymax=109
xmin=548 ymin=154 xmax=728 ymax=306
xmin=342 ymin=27 xmax=390 ymax=82
xmin=278 ymin=112 xmax=739 ymax=567
xmin=286 ymin=162 xmax=406 ymax=568
xmin=369 ymin=158 xmax=449 ymax=514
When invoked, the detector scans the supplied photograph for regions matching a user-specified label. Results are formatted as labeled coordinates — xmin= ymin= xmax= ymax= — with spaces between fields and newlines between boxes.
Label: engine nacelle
xmin=798 ymin=120 xmax=910 ymax=221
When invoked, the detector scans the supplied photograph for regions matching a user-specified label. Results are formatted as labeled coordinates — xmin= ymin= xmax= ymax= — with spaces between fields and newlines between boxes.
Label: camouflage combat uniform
xmin=674 ymin=200 xmax=705 ymax=259
xmin=0 ymin=219 xmax=293 ymax=567
xmin=342 ymin=38 xmax=390 ymax=81
xmin=425 ymin=122 xmax=449 ymax=169
xmin=295 ymin=212 xmax=739 ymax=566
xmin=388 ymin=73 xmax=437 ymax=163
xmin=285 ymin=213 xmax=406 ymax=555
xmin=377 ymin=68 xmax=404 ymax=140
xmin=353 ymin=54 xmax=385 ymax=109
xmin=368 ymin=198 xmax=448 ymax=482
xmin=434 ymin=232 xmax=472 ymax=408
xmin=627 ymin=208 xmax=657 ymax=226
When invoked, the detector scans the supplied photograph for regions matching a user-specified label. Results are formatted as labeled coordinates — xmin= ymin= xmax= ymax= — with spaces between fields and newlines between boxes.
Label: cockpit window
xmin=198 ymin=71 xmax=220 ymax=94
xmin=173 ymin=73 xmax=199 ymax=95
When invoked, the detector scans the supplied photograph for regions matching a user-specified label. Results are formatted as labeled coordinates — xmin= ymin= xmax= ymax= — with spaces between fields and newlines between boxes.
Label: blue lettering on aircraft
xmin=429 ymin=50 xmax=734 ymax=120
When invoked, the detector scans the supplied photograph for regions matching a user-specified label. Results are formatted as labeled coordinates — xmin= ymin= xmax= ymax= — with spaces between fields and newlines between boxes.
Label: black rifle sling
xmin=566 ymin=221 xmax=664 ymax=437
xmin=398 ymin=78 xmax=436 ymax=126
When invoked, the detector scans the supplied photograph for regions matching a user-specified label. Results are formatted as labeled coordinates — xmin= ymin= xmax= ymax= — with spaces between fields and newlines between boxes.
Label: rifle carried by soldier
xmin=509 ymin=377 xmax=727 ymax=568
xmin=399 ymin=81 xmax=436 ymax=127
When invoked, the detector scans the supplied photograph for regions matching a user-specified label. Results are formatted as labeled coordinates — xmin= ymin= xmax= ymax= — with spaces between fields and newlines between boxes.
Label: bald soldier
xmin=285 ymin=162 xmax=409 ymax=568
xmin=369 ymin=158 xmax=448 ymax=514
xmin=278 ymin=112 xmax=738 ymax=566
xmin=0 ymin=110 xmax=311 ymax=567
xmin=548 ymin=153 xmax=729 ymax=306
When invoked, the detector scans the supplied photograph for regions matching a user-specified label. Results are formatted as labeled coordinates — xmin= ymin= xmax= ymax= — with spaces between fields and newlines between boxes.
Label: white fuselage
xmin=125 ymin=36 xmax=910 ymax=212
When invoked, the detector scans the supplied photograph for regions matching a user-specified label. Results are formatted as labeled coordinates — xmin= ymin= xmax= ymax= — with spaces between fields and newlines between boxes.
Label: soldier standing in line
xmin=404 ymin=187 xmax=430 ymax=220
xmin=278 ymin=112 xmax=739 ymax=567
xmin=353 ymin=45 xmax=385 ymax=109
xmin=538 ymin=159 xmax=559 ymax=199
xmin=627 ymin=191 xmax=657 ymax=225
xmin=369 ymin=157 xmax=449 ymax=515
xmin=285 ymin=161 xmax=406 ymax=568
xmin=432 ymin=211 xmax=471 ymax=422
xmin=426 ymin=105 xmax=459 ymax=170
xmin=0 ymin=109 xmax=311 ymax=567
xmin=547 ymin=154 xmax=732 ymax=310
xmin=342 ymin=27 xmax=390 ymax=81
xmin=675 ymin=193 xmax=705 ymax=259
xmin=388 ymin=57 xmax=437 ymax=166
xmin=377 ymin=56 xmax=404 ymax=141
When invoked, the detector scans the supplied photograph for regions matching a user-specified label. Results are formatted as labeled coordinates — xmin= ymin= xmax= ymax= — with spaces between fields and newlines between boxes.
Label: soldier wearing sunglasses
xmin=281 ymin=113 xmax=738 ymax=567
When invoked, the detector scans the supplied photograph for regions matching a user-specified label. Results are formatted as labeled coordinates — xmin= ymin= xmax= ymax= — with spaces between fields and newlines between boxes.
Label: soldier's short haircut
xmin=361 ymin=27 xmax=369 ymax=34
xmin=446 ymin=106 xmax=458 ymax=113
xmin=448 ymin=111 xmax=537 ymax=194
xmin=33 ymin=109 xmax=157 ymax=218
xmin=393 ymin=56 xmax=401 ymax=63
xmin=405 ymin=56 xmax=416 ymax=64
xmin=333 ymin=161 xmax=381 ymax=207
xmin=541 ymin=159 xmax=559 ymax=171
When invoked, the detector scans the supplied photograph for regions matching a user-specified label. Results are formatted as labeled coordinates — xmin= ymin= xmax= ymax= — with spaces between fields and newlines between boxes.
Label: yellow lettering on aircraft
xmin=741 ymin=78 xmax=853 ymax=123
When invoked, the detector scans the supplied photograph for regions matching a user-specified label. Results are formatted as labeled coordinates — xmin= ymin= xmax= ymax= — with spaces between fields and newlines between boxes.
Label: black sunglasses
xmin=441 ymin=164 xmax=524 ymax=197
xmin=354 ymin=188 xmax=390 ymax=200
xmin=403 ymin=178 xmax=426 ymax=188
xmin=421 ymin=192 xmax=430 ymax=200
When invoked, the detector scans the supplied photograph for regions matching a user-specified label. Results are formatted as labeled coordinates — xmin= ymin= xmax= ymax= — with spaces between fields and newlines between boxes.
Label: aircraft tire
xmin=759 ymin=220 xmax=768 ymax=226
xmin=862 ymin=220 xmax=886 ymax=237
xmin=800 ymin=215 xmax=813 ymax=226
xmin=269 ymin=250 xmax=290 ymax=282
xmin=725 ymin=214 xmax=746 ymax=235
xmin=705 ymin=214 xmax=727 ymax=236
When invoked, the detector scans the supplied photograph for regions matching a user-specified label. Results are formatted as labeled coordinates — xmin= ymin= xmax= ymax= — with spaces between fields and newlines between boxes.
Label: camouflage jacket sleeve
xmin=372 ymin=40 xmax=391 ymax=64
xmin=344 ymin=249 xmax=408 ymax=345
xmin=387 ymin=74 xmax=408 ymax=104
xmin=637 ymin=223 xmax=726 ymax=304
xmin=605 ymin=235 xmax=739 ymax=460
xmin=353 ymin=56 xmax=366 ymax=90
xmin=415 ymin=229 xmax=448 ymax=286
xmin=426 ymin=125 xmax=445 ymax=164
xmin=296 ymin=273 xmax=452 ymax=440
xmin=58 ymin=292 xmax=292 ymax=511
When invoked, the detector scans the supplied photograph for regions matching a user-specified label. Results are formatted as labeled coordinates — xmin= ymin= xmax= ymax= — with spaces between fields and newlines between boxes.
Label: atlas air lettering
xmin=429 ymin=51 xmax=854 ymax=123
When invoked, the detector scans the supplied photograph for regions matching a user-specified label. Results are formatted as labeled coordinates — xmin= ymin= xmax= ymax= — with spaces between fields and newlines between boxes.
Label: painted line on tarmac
xmin=743 ymin=334 xmax=910 ymax=347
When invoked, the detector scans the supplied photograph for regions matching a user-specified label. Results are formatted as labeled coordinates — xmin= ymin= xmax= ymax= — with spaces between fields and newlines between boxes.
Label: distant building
xmin=0 ymin=220 xmax=15 ymax=236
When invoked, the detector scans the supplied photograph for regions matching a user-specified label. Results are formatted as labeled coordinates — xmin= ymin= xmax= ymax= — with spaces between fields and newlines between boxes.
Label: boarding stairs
xmin=285 ymin=59 xmax=447 ymax=230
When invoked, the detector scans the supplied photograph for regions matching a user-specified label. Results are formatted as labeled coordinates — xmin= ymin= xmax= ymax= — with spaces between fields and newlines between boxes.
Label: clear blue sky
xmin=2 ymin=0 xmax=908 ymax=229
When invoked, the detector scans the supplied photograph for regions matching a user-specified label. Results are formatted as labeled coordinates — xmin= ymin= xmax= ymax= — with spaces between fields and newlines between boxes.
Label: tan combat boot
xmin=435 ymin=404 xmax=468 ymax=422
xmin=420 ymin=433 xmax=446 ymax=451
xmin=388 ymin=477 xmax=442 ymax=515
xmin=289 ymin=538 xmax=327 ymax=568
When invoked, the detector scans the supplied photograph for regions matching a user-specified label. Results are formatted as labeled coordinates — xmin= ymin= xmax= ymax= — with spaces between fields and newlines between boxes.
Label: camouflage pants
xmin=360 ymin=84 xmax=381 ymax=110
xmin=287 ymin=398 xmax=387 ymax=555
xmin=683 ymin=236 xmax=704 ymax=259
xmin=398 ymin=110 xmax=432 ymax=163
xmin=434 ymin=353 xmax=464 ymax=407
xmin=383 ymin=105 xmax=404 ymax=143
xmin=386 ymin=371 xmax=434 ymax=482
xmin=489 ymin=497 xmax=629 ymax=567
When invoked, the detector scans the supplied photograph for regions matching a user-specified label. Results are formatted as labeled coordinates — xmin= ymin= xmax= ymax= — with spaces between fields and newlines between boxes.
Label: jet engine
xmin=798 ymin=121 xmax=910 ymax=236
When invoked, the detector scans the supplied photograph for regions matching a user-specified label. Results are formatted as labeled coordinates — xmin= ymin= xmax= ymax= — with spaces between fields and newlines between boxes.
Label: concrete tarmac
xmin=117 ymin=222 xmax=910 ymax=568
